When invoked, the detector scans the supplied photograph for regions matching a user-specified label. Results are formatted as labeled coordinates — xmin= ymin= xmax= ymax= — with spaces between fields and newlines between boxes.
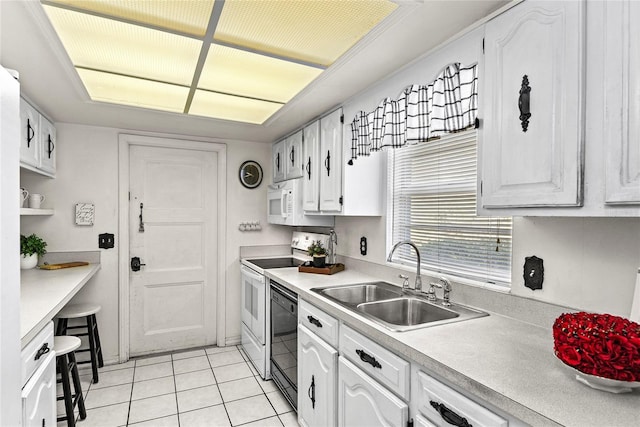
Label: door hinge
xmin=128 ymin=191 xmax=131 ymax=201
xmin=340 ymin=114 xmax=344 ymax=124
xmin=482 ymin=37 xmax=485 ymax=54
xmin=339 ymin=196 xmax=343 ymax=205
xmin=480 ymin=180 xmax=483 ymax=196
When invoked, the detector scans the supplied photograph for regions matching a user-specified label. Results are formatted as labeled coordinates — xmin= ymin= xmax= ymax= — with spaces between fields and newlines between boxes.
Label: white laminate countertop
xmin=265 ymin=267 xmax=640 ymax=427
xmin=20 ymin=264 xmax=101 ymax=347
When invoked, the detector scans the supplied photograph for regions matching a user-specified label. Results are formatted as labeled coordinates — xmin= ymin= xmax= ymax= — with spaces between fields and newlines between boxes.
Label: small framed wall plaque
xmin=75 ymin=203 xmax=95 ymax=226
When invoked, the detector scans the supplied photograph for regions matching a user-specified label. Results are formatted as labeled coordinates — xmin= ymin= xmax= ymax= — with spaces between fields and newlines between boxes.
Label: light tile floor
xmin=57 ymin=345 xmax=299 ymax=427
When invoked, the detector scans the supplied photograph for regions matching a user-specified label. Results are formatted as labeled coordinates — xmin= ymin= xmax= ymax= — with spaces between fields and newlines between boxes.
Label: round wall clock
xmin=239 ymin=160 xmax=263 ymax=189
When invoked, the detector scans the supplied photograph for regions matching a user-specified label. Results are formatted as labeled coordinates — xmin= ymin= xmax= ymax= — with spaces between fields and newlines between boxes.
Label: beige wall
xmin=20 ymin=123 xmax=291 ymax=362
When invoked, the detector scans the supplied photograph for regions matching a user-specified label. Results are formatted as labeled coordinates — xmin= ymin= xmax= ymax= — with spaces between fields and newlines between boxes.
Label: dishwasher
xmin=270 ymin=280 xmax=298 ymax=411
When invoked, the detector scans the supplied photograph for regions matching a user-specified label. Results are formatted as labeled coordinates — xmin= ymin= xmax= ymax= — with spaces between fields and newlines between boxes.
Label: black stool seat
xmin=54 ymin=336 xmax=87 ymax=427
xmin=56 ymin=303 xmax=104 ymax=383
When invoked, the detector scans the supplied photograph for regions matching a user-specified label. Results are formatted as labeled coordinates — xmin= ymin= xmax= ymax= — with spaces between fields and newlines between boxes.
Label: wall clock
xmin=239 ymin=160 xmax=263 ymax=189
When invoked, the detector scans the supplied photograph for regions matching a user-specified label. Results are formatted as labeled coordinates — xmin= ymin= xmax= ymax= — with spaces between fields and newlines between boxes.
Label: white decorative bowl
xmin=573 ymin=369 xmax=640 ymax=394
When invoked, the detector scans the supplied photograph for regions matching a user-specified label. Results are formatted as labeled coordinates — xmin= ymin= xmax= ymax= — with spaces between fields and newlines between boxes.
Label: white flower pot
xmin=20 ymin=253 xmax=38 ymax=270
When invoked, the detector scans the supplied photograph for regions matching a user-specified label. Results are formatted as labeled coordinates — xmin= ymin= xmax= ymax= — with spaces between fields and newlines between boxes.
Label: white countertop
xmin=265 ymin=267 xmax=640 ymax=427
xmin=20 ymin=264 xmax=101 ymax=347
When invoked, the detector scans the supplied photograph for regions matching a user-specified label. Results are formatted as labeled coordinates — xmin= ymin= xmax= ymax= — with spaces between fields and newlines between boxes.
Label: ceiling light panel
xmin=77 ymin=68 xmax=189 ymax=113
xmin=198 ymin=44 xmax=323 ymax=103
xmin=215 ymin=0 xmax=398 ymax=67
xmin=43 ymin=0 xmax=214 ymax=36
xmin=190 ymin=90 xmax=284 ymax=124
xmin=43 ymin=5 xmax=201 ymax=85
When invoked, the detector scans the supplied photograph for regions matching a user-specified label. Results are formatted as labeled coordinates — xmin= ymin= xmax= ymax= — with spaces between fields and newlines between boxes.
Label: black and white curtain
xmin=349 ymin=62 xmax=478 ymax=163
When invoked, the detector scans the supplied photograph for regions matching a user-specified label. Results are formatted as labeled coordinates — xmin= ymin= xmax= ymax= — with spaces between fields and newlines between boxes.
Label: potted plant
xmin=20 ymin=233 xmax=47 ymax=270
xmin=308 ymin=240 xmax=327 ymax=268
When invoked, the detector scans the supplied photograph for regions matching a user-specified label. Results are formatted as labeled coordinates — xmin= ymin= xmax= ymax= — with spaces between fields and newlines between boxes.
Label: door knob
xmin=131 ymin=256 xmax=146 ymax=272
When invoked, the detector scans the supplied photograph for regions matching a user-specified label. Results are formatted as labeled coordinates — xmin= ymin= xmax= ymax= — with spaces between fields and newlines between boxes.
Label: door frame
xmin=118 ymin=133 xmax=227 ymax=362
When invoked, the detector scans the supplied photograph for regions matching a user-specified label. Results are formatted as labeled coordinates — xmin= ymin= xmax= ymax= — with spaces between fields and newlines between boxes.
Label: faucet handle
xmin=426 ymin=282 xmax=441 ymax=301
xmin=398 ymin=274 xmax=410 ymax=289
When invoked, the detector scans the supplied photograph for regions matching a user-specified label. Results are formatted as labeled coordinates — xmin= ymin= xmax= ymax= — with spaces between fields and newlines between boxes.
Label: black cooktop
xmin=246 ymin=257 xmax=304 ymax=269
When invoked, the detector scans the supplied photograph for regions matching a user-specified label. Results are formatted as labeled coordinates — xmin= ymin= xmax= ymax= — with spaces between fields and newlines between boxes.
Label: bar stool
xmin=56 ymin=303 xmax=104 ymax=383
xmin=55 ymin=336 xmax=87 ymax=427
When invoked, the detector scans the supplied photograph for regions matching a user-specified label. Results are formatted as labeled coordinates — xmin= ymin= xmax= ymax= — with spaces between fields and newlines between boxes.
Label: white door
xmin=298 ymin=325 xmax=338 ymax=427
xmin=480 ymin=0 xmax=584 ymax=208
xmin=302 ymin=121 xmax=320 ymax=212
xmin=319 ymin=109 xmax=343 ymax=212
xmin=338 ymin=357 xmax=408 ymax=427
xmin=129 ymin=144 xmax=218 ymax=355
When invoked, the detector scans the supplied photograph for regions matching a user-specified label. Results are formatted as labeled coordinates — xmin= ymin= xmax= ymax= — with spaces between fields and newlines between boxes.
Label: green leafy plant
xmin=20 ymin=234 xmax=47 ymax=257
xmin=307 ymin=240 xmax=326 ymax=256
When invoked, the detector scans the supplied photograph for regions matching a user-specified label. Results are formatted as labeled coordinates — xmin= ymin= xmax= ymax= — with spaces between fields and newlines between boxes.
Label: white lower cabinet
xmin=411 ymin=368 xmax=508 ymax=427
xmin=22 ymin=353 xmax=56 ymax=427
xmin=298 ymin=324 xmax=338 ymax=427
xmin=338 ymin=357 xmax=409 ymax=427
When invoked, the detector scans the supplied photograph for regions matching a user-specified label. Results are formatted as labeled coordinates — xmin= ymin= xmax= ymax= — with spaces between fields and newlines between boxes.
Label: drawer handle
xmin=307 ymin=315 xmax=323 ymax=328
xmin=519 ymin=74 xmax=531 ymax=132
xmin=356 ymin=349 xmax=381 ymax=369
xmin=34 ymin=343 xmax=50 ymax=361
xmin=430 ymin=400 xmax=472 ymax=427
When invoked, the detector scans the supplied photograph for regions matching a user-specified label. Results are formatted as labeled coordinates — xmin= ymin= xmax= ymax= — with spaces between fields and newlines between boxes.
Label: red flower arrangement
xmin=553 ymin=312 xmax=640 ymax=382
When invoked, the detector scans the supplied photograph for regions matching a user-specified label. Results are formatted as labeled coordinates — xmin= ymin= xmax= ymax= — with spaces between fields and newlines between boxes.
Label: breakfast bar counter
xmin=20 ymin=264 xmax=100 ymax=347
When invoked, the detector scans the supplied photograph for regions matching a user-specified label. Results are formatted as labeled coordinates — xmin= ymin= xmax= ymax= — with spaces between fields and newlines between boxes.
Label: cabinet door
xmin=481 ymin=1 xmax=584 ymax=208
xmin=319 ymin=109 xmax=343 ymax=212
xmin=338 ymin=357 xmax=408 ymax=427
xmin=19 ymin=99 xmax=39 ymax=168
xmin=604 ymin=0 xmax=640 ymax=204
xmin=285 ymin=131 xmax=303 ymax=180
xmin=38 ymin=116 xmax=56 ymax=175
xmin=21 ymin=353 xmax=55 ymax=427
xmin=298 ymin=325 xmax=338 ymax=427
xmin=303 ymin=121 xmax=321 ymax=212
xmin=273 ymin=139 xmax=286 ymax=183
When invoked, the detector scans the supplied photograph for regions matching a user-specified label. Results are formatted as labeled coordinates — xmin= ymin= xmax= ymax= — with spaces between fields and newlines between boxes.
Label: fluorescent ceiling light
xmin=41 ymin=0 xmax=398 ymax=124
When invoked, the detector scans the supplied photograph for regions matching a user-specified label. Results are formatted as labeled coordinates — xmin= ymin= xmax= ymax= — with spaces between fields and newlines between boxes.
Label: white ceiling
xmin=0 ymin=0 xmax=508 ymax=144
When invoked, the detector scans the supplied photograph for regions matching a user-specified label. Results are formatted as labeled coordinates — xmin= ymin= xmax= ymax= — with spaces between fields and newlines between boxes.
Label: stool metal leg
xmin=68 ymin=351 xmax=87 ymax=420
xmin=92 ymin=314 xmax=104 ymax=368
xmin=58 ymin=354 xmax=75 ymax=427
xmin=86 ymin=315 xmax=99 ymax=383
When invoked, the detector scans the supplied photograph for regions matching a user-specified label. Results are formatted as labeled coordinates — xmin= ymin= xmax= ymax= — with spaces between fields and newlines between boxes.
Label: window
xmin=388 ymin=130 xmax=512 ymax=286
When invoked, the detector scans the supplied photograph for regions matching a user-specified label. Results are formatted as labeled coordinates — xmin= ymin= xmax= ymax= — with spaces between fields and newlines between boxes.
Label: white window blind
xmin=388 ymin=130 xmax=512 ymax=286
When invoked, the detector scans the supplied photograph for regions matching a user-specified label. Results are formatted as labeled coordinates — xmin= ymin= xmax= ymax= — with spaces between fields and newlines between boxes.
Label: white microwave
xmin=267 ymin=179 xmax=334 ymax=226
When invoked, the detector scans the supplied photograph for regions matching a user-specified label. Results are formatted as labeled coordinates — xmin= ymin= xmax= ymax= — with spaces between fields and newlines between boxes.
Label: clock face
xmin=239 ymin=160 xmax=263 ymax=189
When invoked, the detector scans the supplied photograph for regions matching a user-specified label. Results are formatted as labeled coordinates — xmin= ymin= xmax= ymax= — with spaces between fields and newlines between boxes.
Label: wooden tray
xmin=39 ymin=262 xmax=89 ymax=270
xmin=298 ymin=263 xmax=345 ymax=275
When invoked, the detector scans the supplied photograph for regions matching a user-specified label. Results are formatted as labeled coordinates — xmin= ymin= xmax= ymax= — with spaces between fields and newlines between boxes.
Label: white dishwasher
xmin=21 ymin=322 xmax=56 ymax=427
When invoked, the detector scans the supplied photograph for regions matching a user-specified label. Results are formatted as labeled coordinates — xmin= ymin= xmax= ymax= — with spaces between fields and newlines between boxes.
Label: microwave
xmin=267 ymin=179 xmax=334 ymax=226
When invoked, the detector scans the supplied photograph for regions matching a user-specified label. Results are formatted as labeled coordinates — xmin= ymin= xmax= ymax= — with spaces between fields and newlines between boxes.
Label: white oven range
xmin=240 ymin=231 xmax=329 ymax=380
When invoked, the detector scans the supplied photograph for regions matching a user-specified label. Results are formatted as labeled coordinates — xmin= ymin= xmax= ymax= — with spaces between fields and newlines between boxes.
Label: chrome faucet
xmin=428 ymin=277 xmax=453 ymax=306
xmin=327 ymin=229 xmax=338 ymax=265
xmin=387 ymin=241 xmax=422 ymax=291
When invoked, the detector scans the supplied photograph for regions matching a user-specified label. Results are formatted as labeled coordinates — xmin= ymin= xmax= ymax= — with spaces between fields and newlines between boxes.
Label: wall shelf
xmin=20 ymin=208 xmax=54 ymax=216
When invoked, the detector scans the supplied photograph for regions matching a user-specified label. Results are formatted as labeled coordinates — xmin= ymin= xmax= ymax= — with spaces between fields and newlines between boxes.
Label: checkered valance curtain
xmin=349 ymin=62 xmax=478 ymax=164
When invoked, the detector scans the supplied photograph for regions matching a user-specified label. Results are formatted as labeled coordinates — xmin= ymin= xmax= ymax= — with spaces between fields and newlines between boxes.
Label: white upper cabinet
xmin=19 ymin=98 xmax=56 ymax=178
xmin=302 ymin=121 xmax=321 ymax=212
xmin=604 ymin=0 xmax=640 ymax=205
xmin=273 ymin=139 xmax=286 ymax=183
xmin=38 ymin=116 xmax=56 ymax=175
xmin=19 ymin=98 xmax=39 ymax=168
xmin=479 ymin=0 xmax=585 ymax=209
xmin=318 ymin=109 xmax=343 ymax=212
xmin=285 ymin=131 xmax=304 ymax=180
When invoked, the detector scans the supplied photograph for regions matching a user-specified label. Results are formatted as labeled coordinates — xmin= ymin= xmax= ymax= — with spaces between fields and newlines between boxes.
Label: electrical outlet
xmin=523 ymin=256 xmax=544 ymax=290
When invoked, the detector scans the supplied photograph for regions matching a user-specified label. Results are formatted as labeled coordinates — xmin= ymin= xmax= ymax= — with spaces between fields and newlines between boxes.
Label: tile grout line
xmin=170 ymin=351 xmax=180 ymax=427
xmin=205 ymin=345 xmax=233 ymax=427
xmin=125 ymin=359 xmax=136 ymax=426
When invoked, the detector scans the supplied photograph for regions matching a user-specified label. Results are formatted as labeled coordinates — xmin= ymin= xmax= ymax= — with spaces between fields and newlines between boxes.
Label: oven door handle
xmin=241 ymin=265 xmax=264 ymax=282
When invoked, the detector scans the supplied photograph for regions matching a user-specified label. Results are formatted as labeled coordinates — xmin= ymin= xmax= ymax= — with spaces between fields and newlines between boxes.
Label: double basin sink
xmin=312 ymin=281 xmax=487 ymax=332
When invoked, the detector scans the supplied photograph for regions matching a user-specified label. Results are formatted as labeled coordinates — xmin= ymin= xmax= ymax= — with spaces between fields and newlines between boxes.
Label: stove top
xmin=245 ymin=257 xmax=304 ymax=269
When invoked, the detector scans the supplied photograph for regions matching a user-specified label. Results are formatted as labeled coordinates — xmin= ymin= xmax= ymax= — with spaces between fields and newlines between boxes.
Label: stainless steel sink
xmin=311 ymin=282 xmax=488 ymax=331
xmin=318 ymin=282 xmax=402 ymax=305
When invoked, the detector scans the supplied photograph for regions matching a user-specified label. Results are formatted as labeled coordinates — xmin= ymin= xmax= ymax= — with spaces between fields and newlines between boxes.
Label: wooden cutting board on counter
xmin=39 ymin=261 xmax=89 ymax=270
xmin=298 ymin=263 xmax=345 ymax=275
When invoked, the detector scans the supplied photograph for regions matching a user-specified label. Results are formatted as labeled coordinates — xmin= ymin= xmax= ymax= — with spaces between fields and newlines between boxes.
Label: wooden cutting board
xmin=39 ymin=261 xmax=89 ymax=270
xmin=298 ymin=263 xmax=345 ymax=275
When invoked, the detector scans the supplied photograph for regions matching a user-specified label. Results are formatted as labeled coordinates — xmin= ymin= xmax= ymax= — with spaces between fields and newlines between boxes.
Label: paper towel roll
xmin=630 ymin=269 xmax=640 ymax=323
